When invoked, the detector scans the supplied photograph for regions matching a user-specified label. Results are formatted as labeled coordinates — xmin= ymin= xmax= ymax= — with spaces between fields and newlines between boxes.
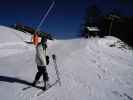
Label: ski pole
xmin=52 ymin=54 xmax=61 ymax=86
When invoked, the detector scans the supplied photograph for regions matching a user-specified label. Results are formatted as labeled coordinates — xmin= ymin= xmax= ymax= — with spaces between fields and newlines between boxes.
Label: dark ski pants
xmin=33 ymin=65 xmax=49 ymax=87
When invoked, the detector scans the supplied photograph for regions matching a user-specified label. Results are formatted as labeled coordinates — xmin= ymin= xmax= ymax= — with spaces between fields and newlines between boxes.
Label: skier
xmin=32 ymin=36 xmax=49 ymax=90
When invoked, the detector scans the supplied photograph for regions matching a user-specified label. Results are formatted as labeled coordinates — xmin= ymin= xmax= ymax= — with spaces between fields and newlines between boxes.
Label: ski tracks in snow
xmin=1 ymin=36 xmax=133 ymax=100
xmin=49 ymin=38 xmax=133 ymax=100
xmin=86 ymin=38 xmax=110 ymax=80
xmin=86 ymin=38 xmax=133 ymax=100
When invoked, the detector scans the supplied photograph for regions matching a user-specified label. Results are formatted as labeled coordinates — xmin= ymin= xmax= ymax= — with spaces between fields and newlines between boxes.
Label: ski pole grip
xmin=52 ymin=54 xmax=56 ymax=60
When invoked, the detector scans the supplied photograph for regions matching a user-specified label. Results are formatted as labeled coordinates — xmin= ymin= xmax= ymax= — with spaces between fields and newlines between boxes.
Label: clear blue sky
xmin=0 ymin=0 xmax=133 ymax=37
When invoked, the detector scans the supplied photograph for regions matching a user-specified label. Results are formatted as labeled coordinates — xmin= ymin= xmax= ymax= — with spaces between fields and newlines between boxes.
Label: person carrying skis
xmin=32 ymin=35 xmax=49 ymax=90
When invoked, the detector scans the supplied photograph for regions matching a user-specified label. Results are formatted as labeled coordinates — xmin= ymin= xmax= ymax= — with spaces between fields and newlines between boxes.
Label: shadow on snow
xmin=0 ymin=75 xmax=42 ymax=89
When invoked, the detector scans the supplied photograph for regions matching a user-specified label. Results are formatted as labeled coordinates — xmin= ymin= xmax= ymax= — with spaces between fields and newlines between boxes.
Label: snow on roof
xmin=86 ymin=26 xmax=100 ymax=31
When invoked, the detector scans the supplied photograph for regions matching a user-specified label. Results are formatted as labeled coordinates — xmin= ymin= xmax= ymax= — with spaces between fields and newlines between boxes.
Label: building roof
xmin=86 ymin=26 xmax=100 ymax=31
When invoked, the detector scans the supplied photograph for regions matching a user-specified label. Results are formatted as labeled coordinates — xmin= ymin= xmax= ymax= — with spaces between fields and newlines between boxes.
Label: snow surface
xmin=0 ymin=25 xmax=133 ymax=100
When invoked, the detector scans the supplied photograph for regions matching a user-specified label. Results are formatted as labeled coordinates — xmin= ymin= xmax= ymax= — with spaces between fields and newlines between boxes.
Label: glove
xmin=46 ymin=56 xmax=49 ymax=65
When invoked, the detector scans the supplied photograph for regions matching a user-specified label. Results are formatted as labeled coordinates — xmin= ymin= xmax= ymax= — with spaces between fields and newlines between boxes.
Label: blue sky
xmin=0 ymin=0 xmax=133 ymax=37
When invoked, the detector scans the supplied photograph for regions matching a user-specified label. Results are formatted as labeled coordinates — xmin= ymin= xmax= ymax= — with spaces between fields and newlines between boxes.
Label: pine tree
xmin=80 ymin=5 xmax=101 ymax=38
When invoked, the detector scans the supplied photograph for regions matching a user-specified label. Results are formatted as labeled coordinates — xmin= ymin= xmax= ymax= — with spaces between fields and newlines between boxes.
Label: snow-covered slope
xmin=0 ymin=26 xmax=133 ymax=100
xmin=0 ymin=26 xmax=32 ymax=58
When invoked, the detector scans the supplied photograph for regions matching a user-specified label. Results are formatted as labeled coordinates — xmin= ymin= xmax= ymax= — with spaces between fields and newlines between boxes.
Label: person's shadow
xmin=0 ymin=75 xmax=42 ymax=89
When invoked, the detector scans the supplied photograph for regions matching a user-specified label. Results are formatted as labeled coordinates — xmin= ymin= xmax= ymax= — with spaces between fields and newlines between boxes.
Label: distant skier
xmin=32 ymin=36 xmax=49 ymax=90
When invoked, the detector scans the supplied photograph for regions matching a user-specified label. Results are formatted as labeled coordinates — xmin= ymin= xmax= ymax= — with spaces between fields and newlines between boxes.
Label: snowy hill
xmin=0 ymin=25 xmax=133 ymax=100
